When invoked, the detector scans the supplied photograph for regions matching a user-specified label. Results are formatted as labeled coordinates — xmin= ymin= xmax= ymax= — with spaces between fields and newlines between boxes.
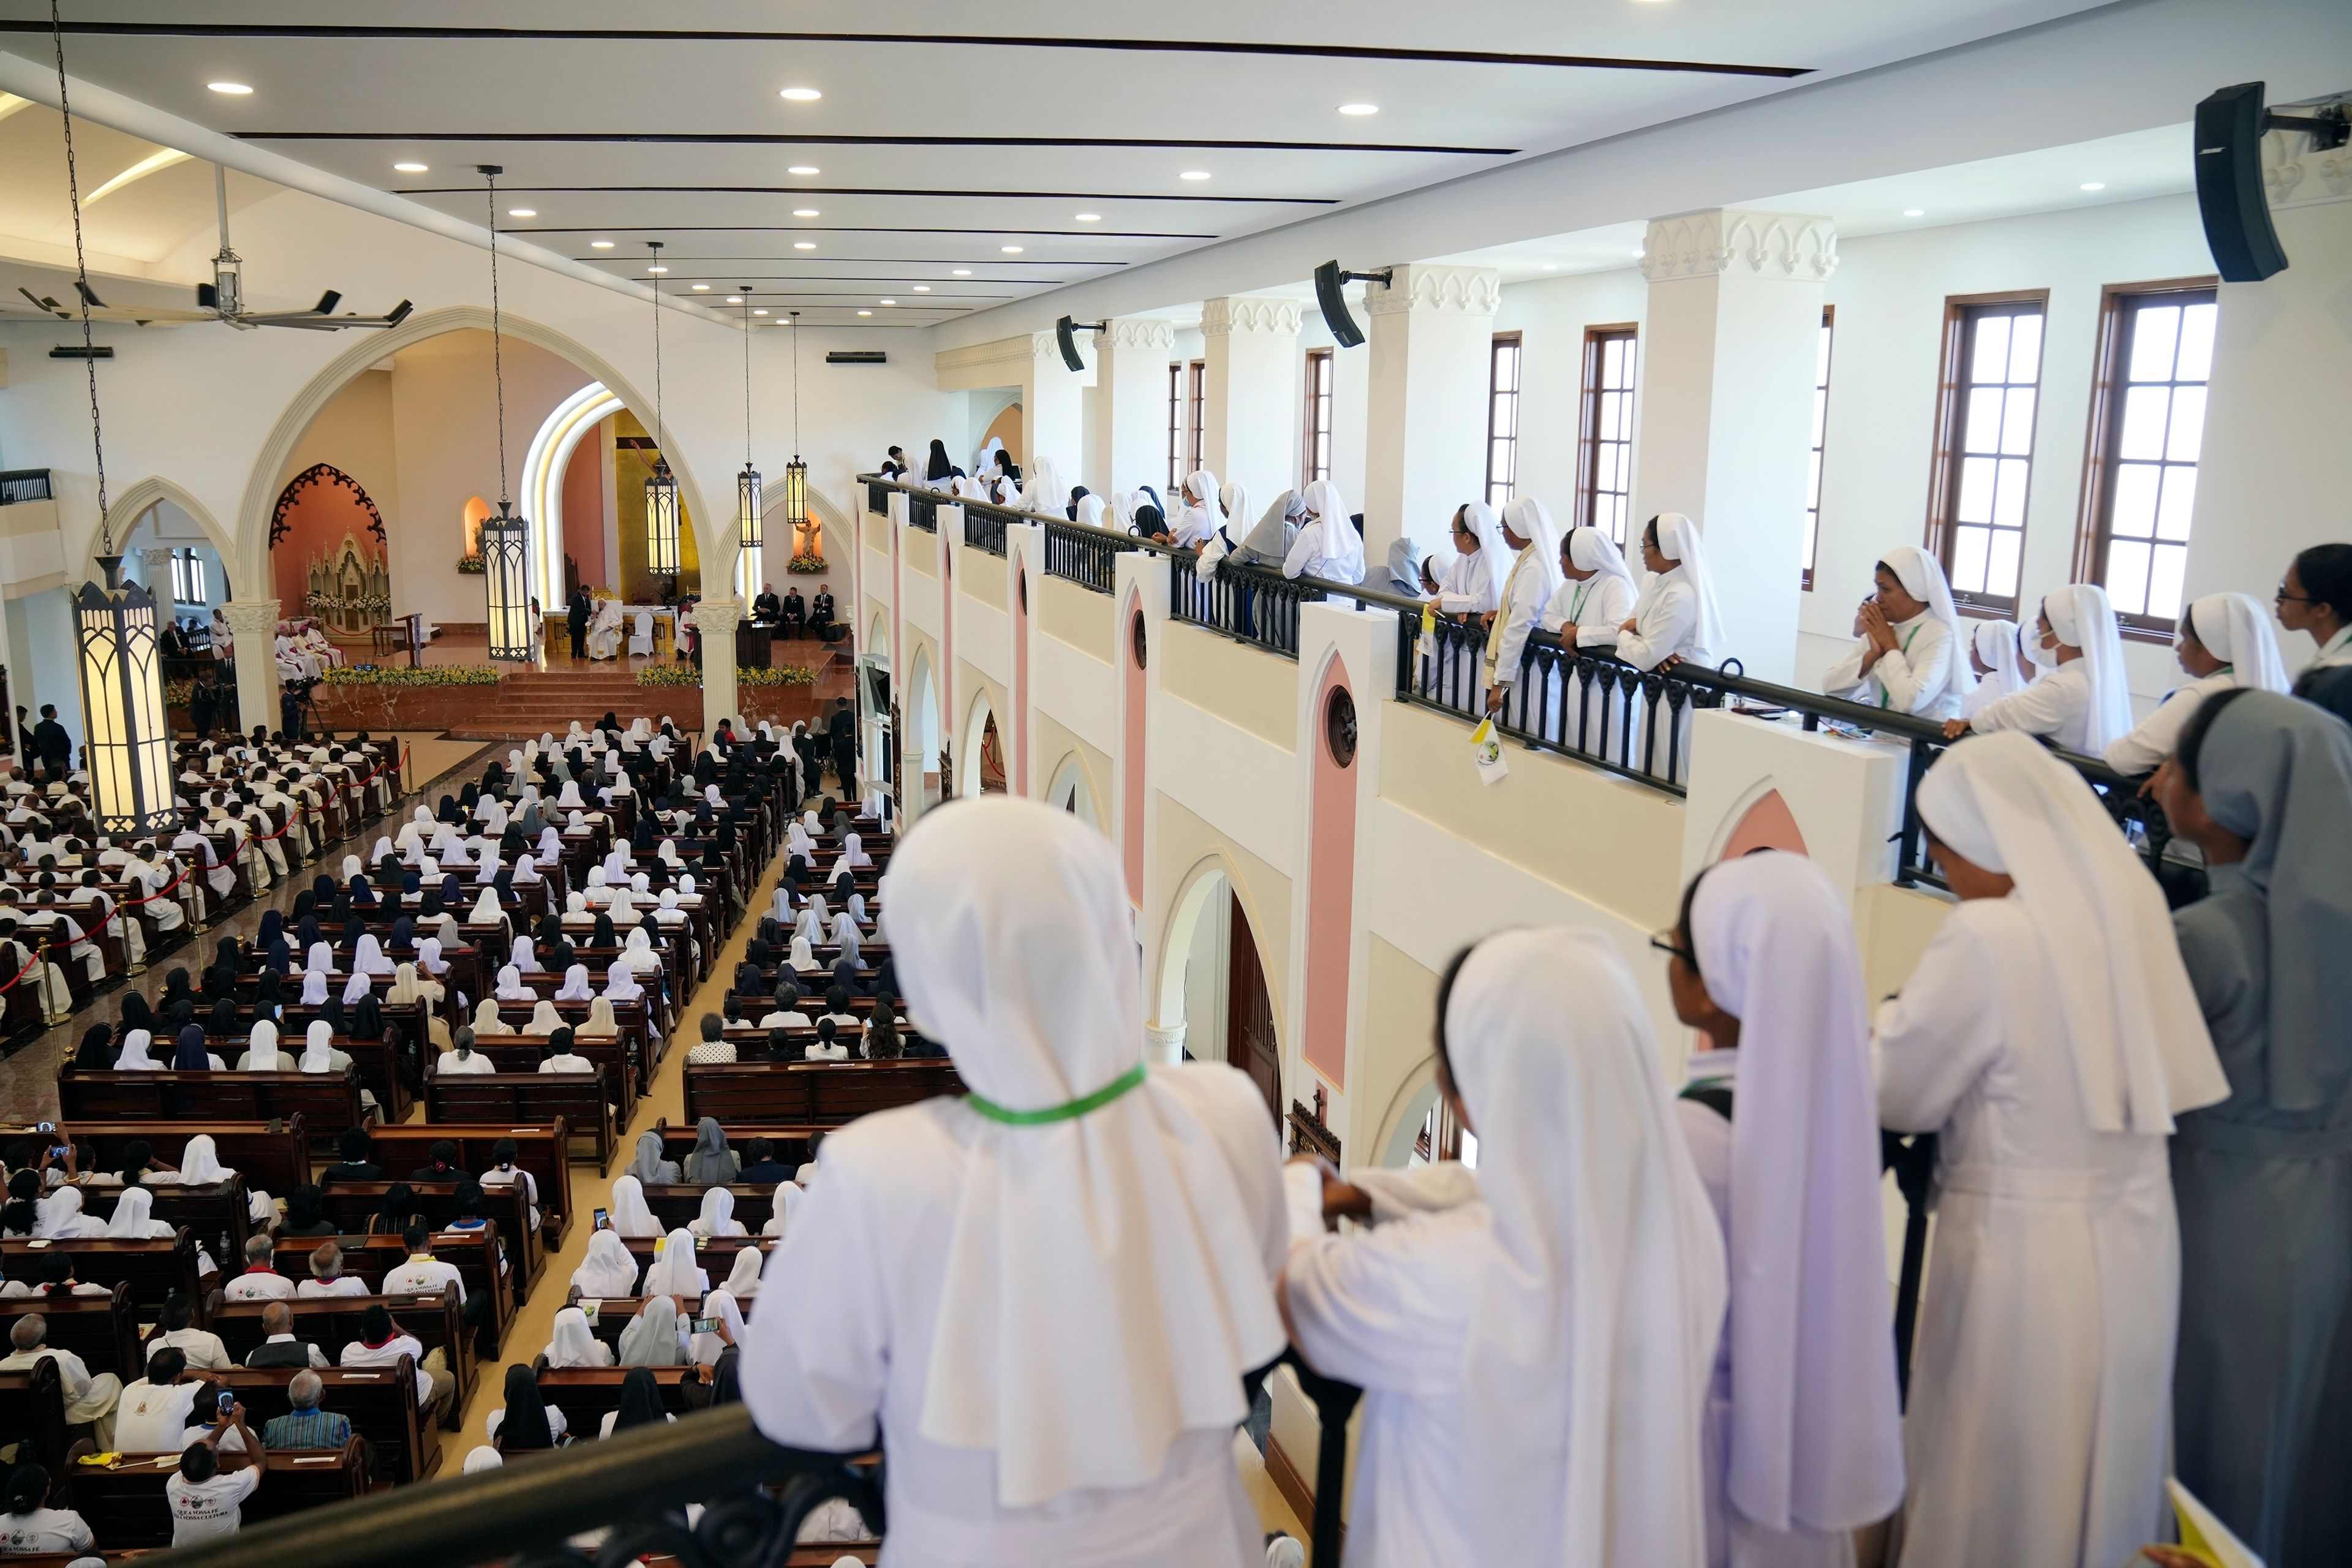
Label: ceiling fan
xmin=17 ymin=163 xmax=411 ymax=331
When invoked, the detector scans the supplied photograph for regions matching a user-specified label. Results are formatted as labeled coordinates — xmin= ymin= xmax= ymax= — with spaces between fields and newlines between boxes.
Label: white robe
xmin=1874 ymin=897 xmax=2176 ymax=1568
xmin=1820 ymin=612 xmax=1960 ymax=719
xmin=585 ymin=601 xmax=626 ymax=660
xmin=2101 ymin=668 xmax=2236 ymax=777
xmin=740 ymin=1082 xmax=1284 ymax=1567
xmin=1963 ymin=660 xmax=2095 ymax=754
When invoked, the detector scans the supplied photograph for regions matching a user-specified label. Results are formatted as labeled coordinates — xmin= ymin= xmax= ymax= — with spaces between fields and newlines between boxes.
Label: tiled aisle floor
xmin=0 ymin=732 xmax=491 ymax=1122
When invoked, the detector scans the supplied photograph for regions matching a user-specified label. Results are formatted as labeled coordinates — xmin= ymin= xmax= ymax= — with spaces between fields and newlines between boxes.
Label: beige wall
xmin=1161 ymin=620 xmax=1298 ymax=753
xmin=1152 ymin=791 xmax=1294 ymax=1040
xmin=1034 ymin=707 xmax=1110 ymax=823
xmin=1357 ymin=935 xmax=1443 ymax=1169
xmin=902 ymin=527 xmax=937 ymax=579
xmin=1038 ymin=573 xmax=1113 ymax=661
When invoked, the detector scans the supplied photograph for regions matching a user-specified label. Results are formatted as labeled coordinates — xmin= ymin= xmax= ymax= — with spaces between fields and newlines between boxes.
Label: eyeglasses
xmin=2277 ymin=582 xmax=2315 ymax=605
xmin=1648 ymin=929 xmax=1694 ymax=967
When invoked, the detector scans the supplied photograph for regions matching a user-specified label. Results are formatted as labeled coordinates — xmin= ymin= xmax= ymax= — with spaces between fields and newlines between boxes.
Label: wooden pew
xmin=334 ymin=1123 xmax=574 ymax=1249
xmin=425 ymin=1070 xmax=617 ymax=1166
xmin=562 ymin=1294 xmax=761 ymax=1358
xmin=268 ymin=1230 xmax=511 ymax=1356
xmin=0 ymin=1359 xmax=67 ymax=1468
xmin=459 ymin=1027 xmax=641 ymax=1102
xmin=680 ymin=1060 xmax=963 ymax=1127
xmin=0 ymin=1283 xmax=140 ymax=1382
xmin=206 ymin=1284 xmax=472 ymax=1430
xmin=638 ymin=1183 xmax=778 ymax=1235
xmin=55 ymin=1068 xmax=369 ymax=1139
xmin=1 ymin=1234 xmax=202 ymax=1319
xmin=308 ymin=1180 xmax=541 ymax=1293
xmin=75 ymin=1178 xmax=251 ymax=1273
xmin=211 ymin=1363 xmax=435 ymax=1483
xmin=532 ymin=1363 xmax=698 ymax=1436
xmin=6 ymin=1120 xmax=310 ymax=1200
xmin=67 ymin=1439 xmax=371 ymax=1546
xmin=617 ymin=1234 xmax=772 ymax=1292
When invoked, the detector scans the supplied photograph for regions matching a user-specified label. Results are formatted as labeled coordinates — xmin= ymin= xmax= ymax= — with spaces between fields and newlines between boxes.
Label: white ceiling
xmin=0 ymin=0 xmax=2119 ymax=326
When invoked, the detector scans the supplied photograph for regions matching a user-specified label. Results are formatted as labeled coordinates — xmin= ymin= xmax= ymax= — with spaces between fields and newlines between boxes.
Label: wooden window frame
xmin=2071 ymin=275 xmax=2222 ymax=641
xmin=1167 ymin=361 xmax=1183 ymax=492
xmin=1922 ymin=288 xmax=2051 ymax=618
xmin=1485 ymin=331 xmax=1523 ymax=509
xmin=1803 ymin=306 xmax=1834 ymax=592
xmin=1188 ymin=359 xmax=1206 ymax=479
xmin=1574 ymin=324 xmax=1639 ymax=541
xmin=1302 ymin=347 xmax=1333 ymax=488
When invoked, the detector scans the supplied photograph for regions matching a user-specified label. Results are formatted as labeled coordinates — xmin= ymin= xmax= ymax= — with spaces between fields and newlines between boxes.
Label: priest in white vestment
xmin=1874 ymin=733 xmax=2228 ymax=1568
xmin=584 ymin=597 xmax=626 ymax=661
xmin=741 ymin=797 xmax=1287 ymax=1567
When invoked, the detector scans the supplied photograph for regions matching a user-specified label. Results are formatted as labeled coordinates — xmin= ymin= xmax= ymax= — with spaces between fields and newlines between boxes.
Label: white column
xmin=696 ymin=594 xmax=742 ymax=734
xmin=1021 ymin=332 xmax=1091 ymax=484
xmin=1144 ymin=1020 xmax=1188 ymax=1065
xmin=1089 ymin=318 xmax=1175 ymax=497
xmin=221 ymin=598 xmax=281 ymax=741
xmin=1360 ymin=263 xmax=1501 ymax=568
xmin=2178 ymin=119 xmax=2352 ymax=678
xmin=1632 ymin=209 xmax=1835 ymax=684
xmin=1200 ymin=296 xmax=1303 ymax=502
xmin=136 ymin=547 xmax=179 ymax=625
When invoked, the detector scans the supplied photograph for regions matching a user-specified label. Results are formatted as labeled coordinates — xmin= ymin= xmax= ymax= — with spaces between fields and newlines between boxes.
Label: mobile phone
xmin=34 ymin=1121 xmax=53 ymax=1134
xmin=216 ymin=1390 xmax=235 ymax=1415
xmin=592 ymin=1207 xmax=609 ymax=1230
xmin=692 ymin=1316 xmax=717 ymax=1333
xmin=51 ymin=1147 xmax=69 ymax=1161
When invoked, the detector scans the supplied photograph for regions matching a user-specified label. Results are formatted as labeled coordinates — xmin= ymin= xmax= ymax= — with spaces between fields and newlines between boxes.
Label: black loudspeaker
xmin=1315 ymin=261 xmax=1365 ymax=348
xmin=2196 ymin=82 xmax=2290 ymax=283
xmin=1055 ymin=316 xmax=1085 ymax=372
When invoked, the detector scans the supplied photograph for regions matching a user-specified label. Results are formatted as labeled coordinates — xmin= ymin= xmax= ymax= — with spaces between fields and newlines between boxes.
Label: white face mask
xmin=2025 ymin=622 xmax=2059 ymax=669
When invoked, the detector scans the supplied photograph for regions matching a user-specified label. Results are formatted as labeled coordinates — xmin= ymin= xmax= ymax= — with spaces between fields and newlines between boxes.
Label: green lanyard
xmin=1567 ymin=581 xmax=1593 ymax=624
xmin=966 ymin=1062 xmax=1148 ymax=1125
xmin=1877 ymin=624 xmax=1921 ymax=708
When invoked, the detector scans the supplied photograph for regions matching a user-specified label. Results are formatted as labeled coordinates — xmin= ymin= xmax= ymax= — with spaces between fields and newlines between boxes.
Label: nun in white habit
xmin=1281 ymin=480 xmax=1365 ymax=586
xmin=1875 ymin=733 xmax=2228 ymax=1568
xmin=1618 ymin=511 xmax=1724 ymax=671
xmin=1819 ymin=546 xmax=1972 ymax=718
xmin=1539 ymin=526 xmax=1638 ymax=650
xmin=1480 ymin=497 xmax=1564 ymax=711
xmin=1283 ymin=927 xmax=1724 ymax=1567
xmin=1668 ymin=853 xmax=1905 ymax=1567
xmin=739 ymin=796 xmax=1287 ymax=1567
xmin=1957 ymin=620 xmax=2028 ymax=719
xmin=2102 ymin=590 xmax=2287 ymax=775
xmin=1948 ymin=583 xmax=2132 ymax=755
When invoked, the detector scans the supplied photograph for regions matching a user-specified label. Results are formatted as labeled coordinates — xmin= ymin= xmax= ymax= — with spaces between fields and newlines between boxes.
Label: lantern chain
xmin=485 ymin=166 xmax=510 ymax=509
xmin=50 ymin=0 xmax=109 ymax=550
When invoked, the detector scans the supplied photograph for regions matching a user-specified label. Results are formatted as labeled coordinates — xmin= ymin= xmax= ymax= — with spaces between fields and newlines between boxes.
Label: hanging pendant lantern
xmin=53 ymin=8 xmax=170 ymax=829
xmin=783 ymin=309 xmax=810 ymax=549
xmin=74 ymin=557 xmax=176 ymax=834
xmin=644 ymin=240 xmax=680 ymax=580
xmin=478 ymin=165 xmax=535 ymax=662
xmin=737 ymin=290 xmax=763 ymax=551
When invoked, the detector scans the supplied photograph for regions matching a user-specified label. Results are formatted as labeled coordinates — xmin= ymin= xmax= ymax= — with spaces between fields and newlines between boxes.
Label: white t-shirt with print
xmin=165 ymin=1464 xmax=260 ymax=1544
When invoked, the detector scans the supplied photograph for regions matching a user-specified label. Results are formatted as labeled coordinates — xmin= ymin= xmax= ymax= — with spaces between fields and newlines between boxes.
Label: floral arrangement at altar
xmin=787 ymin=553 xmax=827 ymax=573
xmin=639 ymin=663 xmax=815 ymax=687
xmin=454 ymin=553 xmax=486 ymax=575
xmin=324 ymin=663 xmax=502 ymax=687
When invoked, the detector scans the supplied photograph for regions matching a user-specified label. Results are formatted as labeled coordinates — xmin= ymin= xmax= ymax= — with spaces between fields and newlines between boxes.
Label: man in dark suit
xmin=752 ymin=581 xmax=782 ymax=623
xmin=809 ymin=589 xmax=835 ymax=643
xmin=243 ymin=1302 xmax=328 ymax=1368
xmin=31 ymin=706 xmax=70 ymax=773
xmin=567 ymin=585 xmax=592 ymax=660
xmin=738 ymin=1137 xmax=792 ymax=1185
xmin=780 ymin=586 xmax=805 ymax=638
xmin=827 ymin=696 xmax=858 ymax=797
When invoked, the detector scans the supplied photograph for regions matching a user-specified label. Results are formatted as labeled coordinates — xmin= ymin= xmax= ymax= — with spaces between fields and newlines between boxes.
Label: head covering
xmin=723 ymin=1243 xmax=766 ymax=1298
xmin=608 ymin=1174 xmax=660 ymax=1237
xmin=1647 ymin=512 xmax=1727 ymax=658
xmin=1880 ymin=545 xmax=1975 ymax=699
xmin=1970 ymin=619 xmax=2028 ymax=700
xmin=683 ymin=1118 xmax=734 ymax=1185
xmin=300 ymin=970 xmax=329 ymax=1007
xmin=179 ymin=1135 xmax=230 ymax=1184
xmin=496 ymin=1365 xmax=554 ymax=1450
xmin=352 ymin=933 xmax=390 ymax=975
xmin=464 ymin=1447 xmax=503 ymax=1474
xmin=2190 ymin=692 xmax=2352 ymax=1111
xmin=605 ymin=961 xmax=643 ymax=1002
xmin=613 ymin=1366 xmax=668 ymax=1432
xmin=761 ymin=1182 xmax=804 ymax=1238
xmin=106 ymin=1183 xmax=165 ymax=1237
xmin=1074 ymin=493 xmax=1105 ymax=527
xmin=1455 ymin=499 xmax=1509 ymax=568
xmin=510 ymin=935 xmax=539 ymax=974
xmin=1297 ymin=480 xmax=1362 ymax=583
xmin=856 ymin=796 xmax=1286 ymax=1508
xmin=545 ymin=1306 xmax=605 ymax=1369
xmin=1687 ymin=853 xmax=1906 ymax=1532
xmin=688 ymin=1287 xmax=745 ymax=1363
xmin=238 ymin=1019 xmax=284 ymax=1071
xmin=172 ymin=1025 xmax=211 ymax=1071
xmin=628 ymin=1131 xmax=671 ymax=1186
xmin=572 ymin=1229 xmax=639 ymax=1296
xmin=618 ymin=1295 xmax=684 ymax=1366
xmin=341 ymin=970 xmax=373 ymax=1007
xmin=1565 ymin=525 xmax=1637 ymax=598
xmin=524 ymin=1000 xmax=564 ymax=1036
xmin=1449 ymin=928 xmax=1725 ymax=1566
xmin=300 ymin=1020 xmax=336 ymax=1072
xmin=1917 ymin=733 xmax=2228 ymax=1131
xmin=693 ymin=1185 xmax=739 ymax=1237
xmin=1501 ymin=496 xmax=1566 ymax=603
xmin=2038 ymin=584 xmax=2133 ymax=753
xmin=582 ymin=996 xmax=621 ymax=1037
xmin=641 ymin=1229 xmax=709 ymax=1297
xmin=2182 ymin=592 xmax=2289 ymax=693
xmin=554 ymin=963 xmax=594 ymax=1001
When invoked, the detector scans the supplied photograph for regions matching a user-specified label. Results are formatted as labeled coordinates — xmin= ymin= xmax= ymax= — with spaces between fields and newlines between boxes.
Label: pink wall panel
xmin=1302 ymin=661 xmax=1357 ymax=1088
xmin=1123 ymin=601 xmax=1146 ymax=907
xmin=560 ymin=418 xmax=611 ymax=589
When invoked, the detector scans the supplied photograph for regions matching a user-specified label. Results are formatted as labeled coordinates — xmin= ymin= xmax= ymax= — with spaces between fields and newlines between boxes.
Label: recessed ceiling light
xmin=788 ymin=165 xmax=820 ymax=176
xmin=793 ymin=241 xmax=816 ymax=250
xmin=726 ymin=295 xmax=742 ymax=303
xmin=780 ymin=86 xmax=822 ymax=101
xmin=647 ymin=265 xmax=668 ymax=274
xmin=1629 ymin=249 xmax=1645 ymax=257
xmin=1001 ymin=245 xmax=1024 ymax=254
xmin=793 ymin=208 xmax=820 ymax=217
xmin=858 ymin=309 xmax=872 ymax=317
xmin=691 ymin=284 xmax=710 ymax=291
xmin=880 ymin=298 xmax=896 ymax=306
xmin=1904 ymin=208 xmax=1926 ymax=217
xmin=507 ymin=208 xmax=536 ymax=218
xmin=1074 ymin=213 xmax=1101 ymax=222
xmin=753 ymin=309 xmax=768 ymax=316
xmin=208 ymin=81 xmax=252 ymax=95
xmin=2079 ymin=181 xmax=2106 ymax=191
xmin=393 ymin=162 xmax=428 ymax=173
xmin=1542 ymin=263 xmax=1558 ymax=271
xmin=913 ymin=285 xmax=930 ymax=292
xmin=1180 ymin=170 xmax=1212 ymax=181
xmin=590 ymin=241 xmax=614 ymax=251
xmin=1338 ymin=103 xmax=1379 ymax=116
xmin=952 ymin=269 xmax=972 ymax=276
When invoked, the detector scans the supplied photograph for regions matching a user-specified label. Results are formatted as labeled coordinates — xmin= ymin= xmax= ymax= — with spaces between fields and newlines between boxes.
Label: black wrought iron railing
xmin=864 ymin=478 xmax=889 ymax=517
xmin=0 ymin=469 xmax=53 ymax=506
xmin=1171 ymin=555 xmax=1314 ymax=658
xmin=962 ymin=501 xmax=1012 ymax=557
xmin=1043 ymin=518 xmax=1123 ymax=594
xmin=907 ymin=492 xmax=937 ymax=533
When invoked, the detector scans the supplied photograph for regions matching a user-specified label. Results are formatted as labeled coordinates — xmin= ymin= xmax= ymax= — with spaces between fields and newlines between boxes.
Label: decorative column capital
xmin=136 ymin=545 xmax=175 ymax=570
xmin=695 ymin=595 xmax=744 ymax=636
xmin=1144 ymin=1020 xmax=1188 ymax=1064
xmin=219 ymin=599 xmax=281 ymax=635
xmin=1361 ymin=263 xmax=1501 ymax=319
xmin=1640 ymin=209 xmax=1838 ymax=283
xmin=1100 ymin=317 xmax=1175 ymax=350
xmin=1200 ymin=296 xmax=1303 ymax=338
xmin=2264 ymin=100 xmax=2352 ymax=211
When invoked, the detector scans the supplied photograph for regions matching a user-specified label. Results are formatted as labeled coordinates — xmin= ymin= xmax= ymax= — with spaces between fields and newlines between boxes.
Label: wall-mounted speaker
xmin=1314 ymin=261 xmax=1394 ymax=349
xmin=2196 ymin=83 xmax=2290 ymax=283
xmin=1054 ymin=315 xmax=1104 ymax=372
